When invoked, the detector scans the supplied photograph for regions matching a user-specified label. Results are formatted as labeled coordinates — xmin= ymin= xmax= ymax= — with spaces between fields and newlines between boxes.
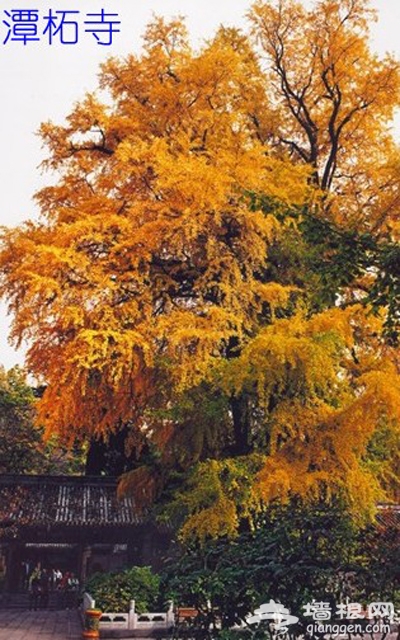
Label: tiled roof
xmin=376 ymin=503 xmax=400 ymax=528
xmin=0 ymin=475 xmax=398 ymax=531
xmin=0 ymin=474 xmax=140 ymax=528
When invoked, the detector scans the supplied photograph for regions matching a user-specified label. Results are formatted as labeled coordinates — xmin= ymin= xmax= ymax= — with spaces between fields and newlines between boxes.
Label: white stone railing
xmin=82 ymin=593 xmax=175 ymax=631
xmin=82 ymin=592 xmax=96 ymax=612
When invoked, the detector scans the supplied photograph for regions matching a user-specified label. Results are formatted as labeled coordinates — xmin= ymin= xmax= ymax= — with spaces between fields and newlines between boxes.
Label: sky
xmin=0 ymin=0 xmax=399 ymax=371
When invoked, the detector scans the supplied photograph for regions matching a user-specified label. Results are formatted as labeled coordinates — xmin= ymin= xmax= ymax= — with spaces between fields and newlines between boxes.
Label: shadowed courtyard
xmin=0 ymin=609 xmax=81 ymax=640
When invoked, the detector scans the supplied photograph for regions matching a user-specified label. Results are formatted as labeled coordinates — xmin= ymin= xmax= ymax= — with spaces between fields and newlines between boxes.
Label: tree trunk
xmin=230 ymin=393 xmax=251 ymax=455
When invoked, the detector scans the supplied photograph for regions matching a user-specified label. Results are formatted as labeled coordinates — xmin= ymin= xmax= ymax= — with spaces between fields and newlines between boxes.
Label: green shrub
xmin=85 ymin=566 xmax=160 ymax=613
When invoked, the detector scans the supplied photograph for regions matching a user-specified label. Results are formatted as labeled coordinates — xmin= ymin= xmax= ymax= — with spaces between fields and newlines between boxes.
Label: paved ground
xmin=0 ymin=609 xmax=82 ymax=640
xmin=0 ymin=611 xmax=397 ymax=640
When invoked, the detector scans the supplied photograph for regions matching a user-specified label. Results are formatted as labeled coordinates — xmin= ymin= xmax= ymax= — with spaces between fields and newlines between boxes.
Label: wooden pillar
xmin=4 ymin=542 xmax=21 ymax=592
xmin=0 ymin=542 xmax=8 ymax=592
xmin=80 ymin=545 xmax=92 ymax=586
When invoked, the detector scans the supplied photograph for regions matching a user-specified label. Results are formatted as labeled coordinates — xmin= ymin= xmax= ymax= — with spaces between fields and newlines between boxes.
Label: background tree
xmin=250 ymin=0 xmax=400 ymax=222
xmin=0 ymin=366 xmax=85 ymax=475
xmin=249 ymin=0 xmax=400 ymax=339
xmin=0 ymin=366 xmax=42 ymax=474
xmin=0 ymin=2 xmax=399 ymax=540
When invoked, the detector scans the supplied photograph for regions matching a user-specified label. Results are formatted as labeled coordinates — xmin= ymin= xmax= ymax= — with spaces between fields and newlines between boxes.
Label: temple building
xmin=1 ymin=474 xmax=399 ymax=598
xmin=0 ymin=474 xmax=170 ymax=593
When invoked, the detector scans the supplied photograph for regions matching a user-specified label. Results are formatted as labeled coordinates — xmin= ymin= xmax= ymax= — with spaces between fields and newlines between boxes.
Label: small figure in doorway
xmin=62 ymin=571 xmax=79 ymax=609
xmin=28 ymin=569 xmax=41 ymax=611
xmin=21 ymin=560 xmax=30 ymax=590
xmin=39 ymin=568 xmax=50 ymax=609
xmin=53 ymin=567 xmax=63 ymax=589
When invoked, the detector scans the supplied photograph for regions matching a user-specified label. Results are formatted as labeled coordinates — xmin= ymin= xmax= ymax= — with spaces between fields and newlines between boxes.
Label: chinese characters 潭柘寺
xmin=2 ymin=8 xmax=121 ymax=45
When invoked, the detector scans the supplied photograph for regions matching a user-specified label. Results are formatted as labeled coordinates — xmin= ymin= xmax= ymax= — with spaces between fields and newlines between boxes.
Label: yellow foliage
xmin=171 ymin=456 xmax=265 ymax=544
xmin=249 ymin=0 xmax=400 ymax=231
xmin=0 ymin=20 xmax=310 ymax=438
xmin=203 ymin=305 xmax=400 ymax=532
xmin=0 ymin=7 xmax=399 ymax=542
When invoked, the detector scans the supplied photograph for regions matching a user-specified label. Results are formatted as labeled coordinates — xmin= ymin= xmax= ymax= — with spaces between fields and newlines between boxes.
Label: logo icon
xmin=246 ymin=600 xmax=299 ymax=635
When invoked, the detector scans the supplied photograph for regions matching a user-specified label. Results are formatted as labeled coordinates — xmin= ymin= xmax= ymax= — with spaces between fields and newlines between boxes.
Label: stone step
xmin=0 ymin=591 xmax=71 ymax=610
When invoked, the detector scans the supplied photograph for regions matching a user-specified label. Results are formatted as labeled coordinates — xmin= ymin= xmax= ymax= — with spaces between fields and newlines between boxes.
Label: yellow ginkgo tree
xmin=0 ymin=1 xmax=399 ymax=542
xmin=0 ymin=18 xmax=310 ymax=439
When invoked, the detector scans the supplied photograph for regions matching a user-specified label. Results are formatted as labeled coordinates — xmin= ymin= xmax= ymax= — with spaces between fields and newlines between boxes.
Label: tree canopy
xmin=0 ymin=0 xmax=399 ymax=540
xmin=0 ymin=366 xmax=42 ymax=474
xmin=0 ymin=366 xmax=85 ymax=475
